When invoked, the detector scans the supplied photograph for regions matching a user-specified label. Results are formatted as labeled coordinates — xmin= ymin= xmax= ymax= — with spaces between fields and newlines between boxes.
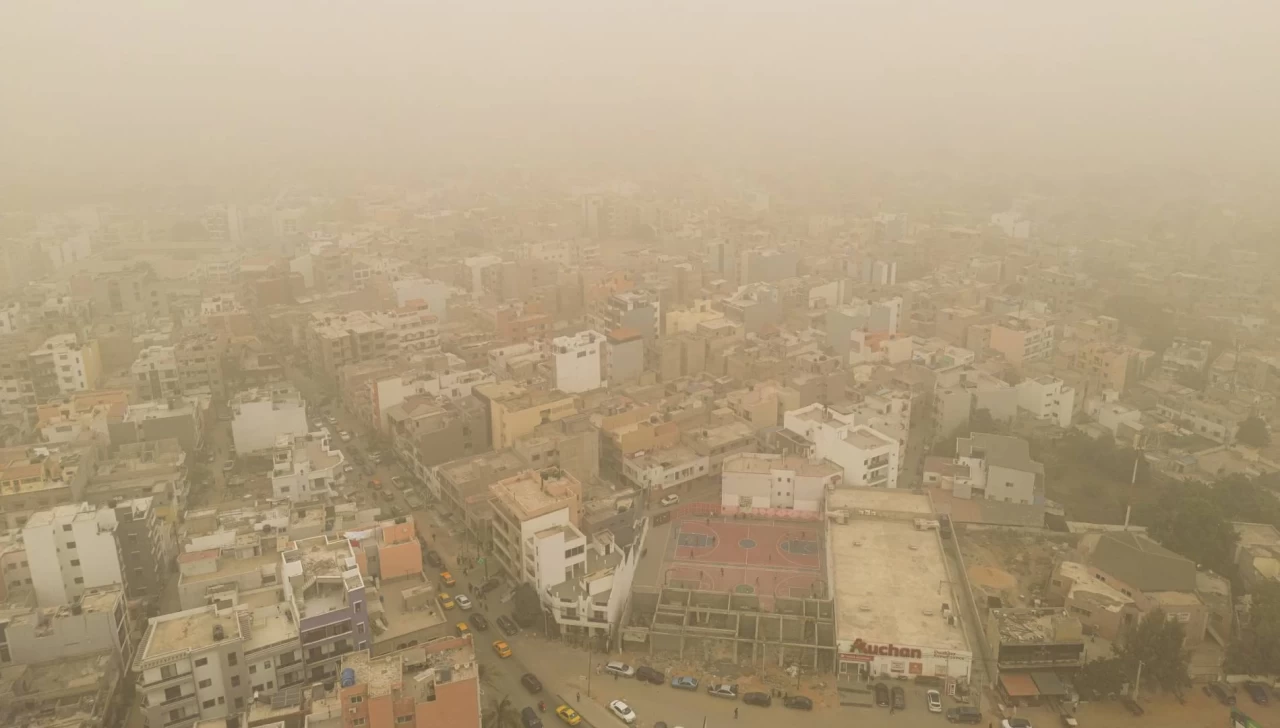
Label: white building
xmin=830 ymin=489 xmax=973 ymax=682
xmin=392 ymin=277 xmax=450 ymax=321
xmin=24 ymin=503 xmax=124 ymax=607
xmin=131 ymin=345 xmax=180 ymax=403
xmin=487 ymin=469 xmax=582 ymax=587
xmin=31 ymin=333 xmax=101 ymax=395
xmin=0 ymin=302 xmax=22 ymax=334
xmin=622 ymin=446 xmax=709 ymax=493
xmin=553 ymin=330 xmax=603 ymax=394
xmin=783 ymin=404 xmax=901 ymax=488
xmin=270 ymin=433 xmax=345 ymax=501
xmin=720 ymin=453 xmax=842 ymax=512
xmin=134 ymin=605 xmax=256 ymax=727
xmin=369 ymin=367 xmax=495 ymax=429
xmin=1016 ymin=375 xmax=1076 ymax=428
xmin=229 ymin=386 xmax=308 ymax=454
xmin=545 ymin=528 xmax=644 ymax=642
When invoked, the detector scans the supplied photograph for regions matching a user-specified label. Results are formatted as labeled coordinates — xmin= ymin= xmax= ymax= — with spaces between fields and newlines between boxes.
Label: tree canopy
xmin=1142 ymin=485 xmax=1237 ymax=577
xmin=1116 ymin=609 xmax=1191 ymax=694
xmin=1237 ymin=416 xmax=1272 ymax=448
xmin=512 ymin=582 xmax=543 ymax=628
xmin=1228 ymin=582 xmax=1280 ymax=675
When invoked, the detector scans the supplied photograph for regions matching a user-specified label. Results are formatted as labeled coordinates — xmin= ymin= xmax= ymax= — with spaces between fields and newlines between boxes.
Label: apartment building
xmin=602 ymin=290 xmax=661 ymax=342
xmin=1014 ymin=374 xmax=1075 ymax=428
xmin=87 ymin=263 xmax=170 ymax=318
xmin=386 ymin=396 xmax=490 ymax=485
xmin=84 ymin=439 xmax=187 ymax=523
xmin=1 ymin=652 xmax=123 ymax=728
xmin=109 ymin=496 xmax=175 ymax=601
xmin=113 ymin=396 xmax=208 ymax=453
xmin=546 ymin=528 xmax=644 ymax=644
xmin=392 ymin=277 xmax=450 ymax=321
xmin=29 ymin=334 xmax=102 ymax=398
xmin=271 ymin=433 xmax=345 ymax=502
xmin=175 ymin=332 xmax=226 ymax=398
xmin=430 ymin=449 xmax=528 ymax=543
xmin=133 ymin=605 xmax=254 ymax=727
xmin=721 ymin=283 xmax=783 ymax=335
xmin=373 ymin=304 xmax=441 ymax=355
xmin=0 ymin=585 xmax=132 ymax=667
xmin=493 ymin=305 xmax=552 ymax=343
xmin=924 ymin=433 xmax=1045 ymax=505
xmin=783 ymin=403 xmax=900 ymax=488
xmin=369 ymin=367 xmax=495 ymax=429
xmin=473 ymin=382 xmax=578 ymax=450
xmin=487 ymin=468 xmax=583 ymax=584
xmin=604 ymin=327 xmax=645 ymax=386
xmin=24 ymin=503 xmax=125 ymax=607
xmin=306 ymin=311 xmax=389 ymax=380
xmin=329 ymin=638 xmax=481 ymax=728
xmin=1075 ymin=341 xmax=1156 ymax=393
xmin=0 ymin=443 xmax=95 ymax=531
xmin=131 ymin=345 xmax=180 ymax=403
xmin=281 ymin=535 xmax=371 ymax=683
xmin=720 ymin=452 xmax=843 ymax=513
xmin=553 ymin=329 xmax=603 ymax=394
xmin=987 ymin=314 xmax=1055 ymax=368
xmin=230 ymin=386 xmax=308 ymax=454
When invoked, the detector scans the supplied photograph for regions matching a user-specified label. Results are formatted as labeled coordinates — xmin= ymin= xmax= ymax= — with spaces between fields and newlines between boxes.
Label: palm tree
xmin=483 ymin=694 xmax=521 ymax=728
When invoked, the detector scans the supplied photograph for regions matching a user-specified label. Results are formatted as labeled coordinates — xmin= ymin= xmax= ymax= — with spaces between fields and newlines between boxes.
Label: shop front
xmin=837 ymin=638 xmax=973 ymax=682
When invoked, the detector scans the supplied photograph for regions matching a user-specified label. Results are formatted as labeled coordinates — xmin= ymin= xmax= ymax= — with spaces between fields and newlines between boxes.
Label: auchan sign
xmin=849 ymin=639 xmax=923 ymax=659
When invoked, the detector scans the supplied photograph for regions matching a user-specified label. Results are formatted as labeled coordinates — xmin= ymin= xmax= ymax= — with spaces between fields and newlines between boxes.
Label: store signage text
xmin=850 ymin=639 xmax=924 ymax=659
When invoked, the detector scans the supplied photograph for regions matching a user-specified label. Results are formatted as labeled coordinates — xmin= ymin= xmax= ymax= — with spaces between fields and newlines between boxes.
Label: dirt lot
xmin=959 ymin=529 xmax=1078 ymax=608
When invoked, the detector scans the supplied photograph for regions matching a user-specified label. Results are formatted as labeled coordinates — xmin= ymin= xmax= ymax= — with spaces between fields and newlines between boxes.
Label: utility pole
xmin=1133 ymin=660 xmax=1144 ymax=701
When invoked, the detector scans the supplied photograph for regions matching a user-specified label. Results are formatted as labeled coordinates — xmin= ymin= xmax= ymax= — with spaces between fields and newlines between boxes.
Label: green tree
xmin=512 ymin=583 xmax=543 ymax=628
xmin=1077 ymin=657 xmax=1128 ymax=699
xmin=1228 ymin=582 xmax=1280 ymax=675
xmin=1237 ymin=416 xmax=1272 ymax=448
xmin=1116 ymin=609 xmax=1191 ymax=693
xmin=483 ymin=695 xmax=521 ymax=728
xmin=1143 ymin=488 xmax=1237 ymax=576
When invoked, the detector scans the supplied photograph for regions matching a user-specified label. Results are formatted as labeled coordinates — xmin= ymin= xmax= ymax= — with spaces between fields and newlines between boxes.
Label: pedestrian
xmin=613 ymin=673 xmax=618 ymax=681
xmin=576 ymin=692 xmax=581 ymax=703
xmin=734 ymin=707 xmax=739 ymax=719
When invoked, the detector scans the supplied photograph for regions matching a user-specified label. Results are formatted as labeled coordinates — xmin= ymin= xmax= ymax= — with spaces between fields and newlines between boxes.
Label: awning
xmin=1032 ymin=671 xmax=1070 ymax=697
xmin=1000 ymin=674 xmax=1040 ymax=698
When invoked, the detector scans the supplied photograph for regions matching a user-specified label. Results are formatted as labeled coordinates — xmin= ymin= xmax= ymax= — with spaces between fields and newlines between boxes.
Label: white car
xmin=343 ymin=464 xmax=354 ymax=474
xmin=339 ymin=431 xmax=351 ymax=442
xmin=608 ymin=700 xmax=636 ymax=724
xmin=659 ymin=494 xmax=680 ymax=507
xmin=927 ymin=689 xmax=942 ymax=713
xmin=455 ymin=595 xmax=472 ymax=610
xmin=604 ymin=661 xmax=635 ymax=678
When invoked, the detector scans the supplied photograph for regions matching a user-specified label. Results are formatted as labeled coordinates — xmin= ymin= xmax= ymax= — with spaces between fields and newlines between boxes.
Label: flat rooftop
xmin=844 ymin=427 xmax=896 ymax=451
xmin=143 ymin=607 xmax=241 ymax=660
xmin=832 ymin=516 xmax=968 ymax=652
xmin=242 ymin=603 xmax=299 ymax=654
xmin=489 ymin=469 xmax=579 ymax=520
xmin=371 ymin=573 xmax=448 ymax=644
xmin=723 ymin=453 xmax=842 ymax=478
xmin=828 ymin=488 xmax=933 ymax=516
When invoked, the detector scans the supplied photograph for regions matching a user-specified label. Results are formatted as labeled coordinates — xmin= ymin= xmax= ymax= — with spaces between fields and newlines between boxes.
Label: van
xmin=946 ymin=706 xmax=983 ymax=724
xmin=520 ymin=706 xmax=543 ymax=728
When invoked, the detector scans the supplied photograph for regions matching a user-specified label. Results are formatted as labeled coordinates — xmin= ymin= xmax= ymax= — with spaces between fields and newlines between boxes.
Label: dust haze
xmin=3 ymin=2 xmax=1279 ymax=196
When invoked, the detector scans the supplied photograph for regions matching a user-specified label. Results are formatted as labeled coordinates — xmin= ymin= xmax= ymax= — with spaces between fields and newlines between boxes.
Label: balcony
xmin=147 ymin=692 xmax=198 ymax=710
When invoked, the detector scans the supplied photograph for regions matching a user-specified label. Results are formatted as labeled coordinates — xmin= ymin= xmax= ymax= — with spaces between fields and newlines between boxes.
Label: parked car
xmin=608 ymin=700 xmax=636 ymax=724
xmin=1246 ymin=682 xmax=1270 ymax=705
xmin=1060 ymin=713 xmax=1079 ymax=728
xmin=222 ymin=462 xmax=235 ymax=473
xmin=520 ymin=706 xmax=543 ymax=728
xmin=783 ymin=695 xmax=813 ymax=710
xmin=497 ymin=615 xmax=519 ymax=636
xmin=440 ymin=571 xmax=456 ymax=586
xmin=454 ymin=622 xmax=469 ymax=636
xmin=1002 ymin=719 xmax=1034 ymax=728
xmin=379 ymin=490 xmax=394 ymax=502
xmin=743 ymin=692 xmax=772 ymax=707
xmin=891 ymin=686 xmax=906 ymax=711
xmin=946 ymin=707 xmax=983 ymax=724
xmin=1209 ymin=682 xmax=1236 ymax=706
xmin=425 ymin=551 xmax=443 ymax=567
xmin=554 ymin=705 xmax=582 ymax=726
xmin=343 ymin=464 xmax=355 ymax=474
xmin=339 ymin=431 xmax=351 ymax=442
xmin=437 ymin=593 xmax=455 ymax=609
xmin=659 ymin=494 xmax=680 ymax=507
xmin=406 ymin=494 xmax=425 ymax=509
xmin=521 ymin=673 xmax=543 ymax=693
xmin=492 ymin=640 xmax=512 ymax=658
xmin=635 ymin=666 xmax=664 ymax=684
xmin=604 ymin=662 xmax=635 ymax=678
xmin=874 ymin=683 xmax=889 ymax=707
xmin=670 ymin=676 xmax=699 ymax=691
xmin=478 ymin=577 xmax=502 ymax=595
xmin=455 ymin=594 xmax=473 ymax=610
xmin=707 ymin=684 xmax=739 ymax=700
xmin=469 ymin=613 xmax=489 ymax=631
xmin=927 ymin=690 xmax=943 ymax=713
xmin=1120 ymin=697 xmax=1144 ymax=716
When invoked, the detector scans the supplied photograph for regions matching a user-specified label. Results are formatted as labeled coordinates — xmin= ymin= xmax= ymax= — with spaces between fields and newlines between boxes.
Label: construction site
xmin=621 ymin=503 xmax=838 ymax=673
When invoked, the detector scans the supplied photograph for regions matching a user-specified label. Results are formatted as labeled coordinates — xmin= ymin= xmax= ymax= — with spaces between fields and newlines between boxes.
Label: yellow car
xmin=455 ymin=622 xmax=470 ymax=636
xmin=555 ymin=705 xmax=582 ymax=726
xmin=492 ymin=640 xmax=512 ymax=658
xmin=438 ymin=593 xmax=455 ymax=609
xmin=440 ymin=571 xmax=456 ymax=587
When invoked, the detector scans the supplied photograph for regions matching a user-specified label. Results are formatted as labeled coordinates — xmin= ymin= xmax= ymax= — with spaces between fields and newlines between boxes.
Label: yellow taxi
xmin=438 ymin=592 xmax=455 ymax=609
xmin=440 ymin=571 xmax=456 ymax=587
xmin=455 ymin=622 xmax=470 ymax=637
xmin=492 ymin=640 xmax=512 ymax=658
xmin=555 ymin=705 xmax=582 ymax=726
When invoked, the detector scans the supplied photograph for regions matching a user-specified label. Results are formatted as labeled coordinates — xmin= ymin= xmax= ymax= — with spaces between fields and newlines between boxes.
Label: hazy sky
xmin=3 ymin=2 xmax=1278 ymax=191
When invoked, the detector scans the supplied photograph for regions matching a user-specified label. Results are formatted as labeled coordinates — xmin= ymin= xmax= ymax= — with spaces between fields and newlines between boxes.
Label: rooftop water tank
xmin=341 ymin=668 xmax=356 ymax=688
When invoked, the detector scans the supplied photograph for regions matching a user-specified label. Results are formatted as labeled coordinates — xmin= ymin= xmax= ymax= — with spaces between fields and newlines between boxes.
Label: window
xmin=397 ymin=717 xmax=414 ymax=724
xmin=202 ymin=700 xmax=215 ymax=709
xmin=70 ymin=559 xmax=79 ymax=566
xmin=249 ymin=665 xmax=257 ymax=674
xmin=354 ymin=720 xmax=367 ymax=728
xmin=264 ymin=660 xmax=272 ymax=668
xmin=227 ymin=653 xmax=237 ymax=666
xmin=66 ymin=542 xmax=76 ymax=549
xmin=235 ymin=697 xmax=244 ymax=709
xmin=198 ymin=679 xmax=212 ymax=688
xmin=73 ymin=577 xmax=84 ymax=584
xmin=231 ymin=676 xmax=240 ymax=687
xmin=350 ymin=696 xmax=364 ymax=704
xmin=62 ymin=524 xmax=72 ymax=532
xmin=194 ymin=658 xmax=207 ymax=667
